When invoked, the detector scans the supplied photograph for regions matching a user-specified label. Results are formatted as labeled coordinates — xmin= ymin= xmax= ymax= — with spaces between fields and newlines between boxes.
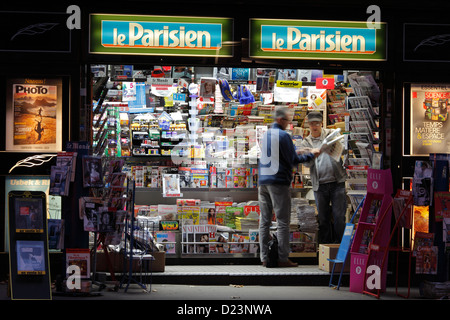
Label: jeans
xmin=258 ymin=184 xmax=291 ymax=262
xmin=314 ymin=182 xmax=347 ymax=244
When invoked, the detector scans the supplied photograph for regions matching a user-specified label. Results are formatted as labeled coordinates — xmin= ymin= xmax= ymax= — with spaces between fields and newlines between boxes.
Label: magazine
xmin=16 ymin=240 xmax=46 ymax=275
xmin=66 ymin=248 xmax=90 ymax=279
xmin=98 ymin=207 xmax=116 ymax=233
xmin=79 ymin=197 xmax=105 ymax=232
xmin=50 ymin=165 xmax=70 ymax=196
xmin=56 ymin=151 xmax=77 ymax=182
xmin=358 ymin=229 xmax=373 ymax=254
xmin=14 ymin=197 xmax=44 ymax=233
xmin=415 ymin=246 xmax=438 ymax=275
xmin=82 ymin=156 xmax=103 ymax=188
xmin=162 ymin=173 xmax=181 ymax=197
xmin=48 ymin=219 xmax=64 ymax=250
xmin=413 ymin=231 xmax=434 ymax=257
xmin=156 ymin=231 xmax=176 ymax=254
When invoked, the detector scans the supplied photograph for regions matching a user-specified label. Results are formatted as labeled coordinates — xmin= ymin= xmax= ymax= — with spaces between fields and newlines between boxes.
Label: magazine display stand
xmin=349 ymin=168 xmax=393 ymax=294
xmin=364 ymin=189 xmax=414 ymax=299
xmin=8 ymin=191 xmax=52 ymax=300
xmin=120 ymin=180 xmax=155 ymax=293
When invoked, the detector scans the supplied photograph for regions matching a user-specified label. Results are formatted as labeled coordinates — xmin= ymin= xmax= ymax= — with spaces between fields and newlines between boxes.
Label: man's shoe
xmin=277 ymin=259 xmax=298 ymax=268
xmin=261 ymin=261 xmax=267 ymax=267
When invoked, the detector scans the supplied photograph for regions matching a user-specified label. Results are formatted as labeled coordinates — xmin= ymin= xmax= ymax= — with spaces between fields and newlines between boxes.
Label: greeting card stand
xmin=349 ymin=169 xmax=393 ymax=294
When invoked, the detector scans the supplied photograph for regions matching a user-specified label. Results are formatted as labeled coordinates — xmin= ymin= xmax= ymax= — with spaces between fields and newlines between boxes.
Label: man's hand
xmin=311 ymin=148 xmax=321 ymax=158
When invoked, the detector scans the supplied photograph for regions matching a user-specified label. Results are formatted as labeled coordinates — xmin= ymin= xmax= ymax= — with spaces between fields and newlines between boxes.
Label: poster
xmin=410 ymin=84 xmax=450 ymax=156
xmin=14 ymin=197 xmax=44 ymax=233
xmin=16 ymin=240 xmax=46 ymax=275
xmin=6 ymin=78 xmax=63 ymax=152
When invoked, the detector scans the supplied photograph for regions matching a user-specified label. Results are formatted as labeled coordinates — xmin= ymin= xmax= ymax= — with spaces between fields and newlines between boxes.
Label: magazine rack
xmin=363 ymin=190 xmax=413 ymax=299
xmin=120 ymin=181 xmax=155 ymax=293
xmin=349 ymin=168 xmax=393 ymax=294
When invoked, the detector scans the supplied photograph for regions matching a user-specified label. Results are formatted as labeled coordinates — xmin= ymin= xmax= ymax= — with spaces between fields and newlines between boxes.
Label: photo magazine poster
xmin=6 ymin=78 xmax=62 ymax=152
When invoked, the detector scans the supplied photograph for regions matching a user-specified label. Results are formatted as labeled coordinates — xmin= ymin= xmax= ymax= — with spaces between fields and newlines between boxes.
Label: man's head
xmin=274 ymin=107 xmax=292 ymax=130
xmin=306 ymin=111 xmax=323 ymax=137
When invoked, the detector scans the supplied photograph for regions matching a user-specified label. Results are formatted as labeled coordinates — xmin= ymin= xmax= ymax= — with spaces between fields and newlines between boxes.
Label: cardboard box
xmin=95 ymin=250 xmax=166 ymax=273
xmin=318 ymin=244 xmax=350 ymax=273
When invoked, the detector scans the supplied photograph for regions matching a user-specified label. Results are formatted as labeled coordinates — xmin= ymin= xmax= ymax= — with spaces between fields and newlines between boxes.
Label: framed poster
xmin=407 ymin=83 xmax=450 ymax=156
xmin=5 ymin=77 xmax=63 ymax=152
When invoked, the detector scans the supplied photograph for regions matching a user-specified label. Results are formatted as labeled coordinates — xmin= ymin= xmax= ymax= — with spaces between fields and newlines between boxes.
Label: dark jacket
xmin=258 ymin=123 xmax=314 ymax=186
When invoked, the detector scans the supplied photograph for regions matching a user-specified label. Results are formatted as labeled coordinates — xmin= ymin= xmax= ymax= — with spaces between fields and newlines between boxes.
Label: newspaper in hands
xmin=320 ymin=129 xmax=344 ymax=162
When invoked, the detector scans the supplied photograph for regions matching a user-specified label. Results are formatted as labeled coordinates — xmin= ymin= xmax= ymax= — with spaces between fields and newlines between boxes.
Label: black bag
xmin=266 ymin=234 xmax=278 ymax=268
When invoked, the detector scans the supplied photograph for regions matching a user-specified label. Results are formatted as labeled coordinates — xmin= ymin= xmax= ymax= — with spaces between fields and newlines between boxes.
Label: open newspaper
xmin=319 ymin=128 xmax=344 ymax=162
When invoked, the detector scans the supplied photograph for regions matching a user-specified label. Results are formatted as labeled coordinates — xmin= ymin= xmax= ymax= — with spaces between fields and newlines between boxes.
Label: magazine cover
xmin=156 ymin=231 xmax=176 ymax=254
xmin=6 ymin=78 xmax=63 ymax=152
xmin=199 ymin=78 xmax=216 ymax=98
xmin=249 ymin=229 xmax=259 ymax=253
xmin=57 ymin=151 xmax=77 ymax=182
xmin=162 ymin=173 xmax=181 ymax=197
xmin=107 ymin=159 xmax=125 ymax=183
xmin=194 ymin=225 xmax=217 ymax=254
xmin=98 ymin=208 xmax=116 ymax=233
xmin=48 ymin=219 xmax=64 ymax=250
xmin=49 ymin=165 xmax=70 ymax=196
xmin=415 ymin=246 xmax=438 ymax=274
xmin=82 ymin=156 xmax=103 ymax=188
xmin=16 ymin=240 xmax=46 ymax=275
xmin=66 ymin=248 xmax=90 ymax=279
xmin=14 ymin=197 xmax=44 ymax=233
xmin=79 ymin=197 xmax=105 ymax=232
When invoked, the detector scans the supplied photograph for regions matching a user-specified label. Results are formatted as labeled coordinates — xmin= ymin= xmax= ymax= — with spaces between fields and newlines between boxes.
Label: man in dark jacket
xmin=258 ymin=107 xmax=320 ymax=267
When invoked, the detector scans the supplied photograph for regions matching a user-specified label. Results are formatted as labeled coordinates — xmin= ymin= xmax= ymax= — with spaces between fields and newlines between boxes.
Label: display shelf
xmin=349 ymin=169 xmax=393 ymax=294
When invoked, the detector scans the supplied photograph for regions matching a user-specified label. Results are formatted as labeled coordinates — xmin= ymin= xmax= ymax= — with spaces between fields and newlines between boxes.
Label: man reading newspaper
xmin=299 ymin=111 xmax=347 ymax=244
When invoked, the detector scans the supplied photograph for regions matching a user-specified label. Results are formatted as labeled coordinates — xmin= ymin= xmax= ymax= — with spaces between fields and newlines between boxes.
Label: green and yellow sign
xmin=250 ymin=19 xmax=386 ymax=61
xmin=90 ymin=14 xmax=234 ymax=57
